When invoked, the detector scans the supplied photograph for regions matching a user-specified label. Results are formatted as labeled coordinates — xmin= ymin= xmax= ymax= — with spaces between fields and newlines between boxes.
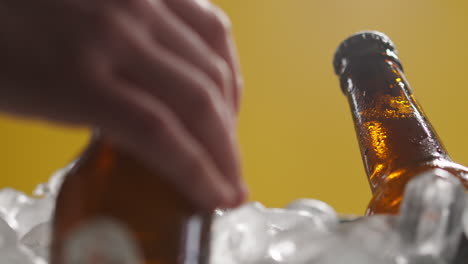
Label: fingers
xmin=110 ymin=81 xmax=237 ymax=209
xmin=145 ymin=1 xmax=234 ymax=111
xmin=162 ymin=0 xmax=243 ymax=113
xmin=102 ymin=9 xmax=246 ymax=206
xmin=6 ymin=0 xmax=249 ymax=209
xmin=111 ymin=10 xmax=244 ymax=195
xmin=90 ymin=72 xmax=239 ymax=210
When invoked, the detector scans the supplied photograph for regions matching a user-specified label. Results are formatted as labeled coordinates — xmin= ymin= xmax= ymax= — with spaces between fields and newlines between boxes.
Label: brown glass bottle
xmin=50 ymin=132 xmax=212 ymax=264
xmin=333 ymin=31 xmax=468 ymax=215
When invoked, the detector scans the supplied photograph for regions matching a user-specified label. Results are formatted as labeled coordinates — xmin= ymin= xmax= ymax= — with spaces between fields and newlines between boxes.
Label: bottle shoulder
xmin=367 ymin=159 xmax=468 ymax=215
xmin=52 ymin=143 xmax=213 ymax=264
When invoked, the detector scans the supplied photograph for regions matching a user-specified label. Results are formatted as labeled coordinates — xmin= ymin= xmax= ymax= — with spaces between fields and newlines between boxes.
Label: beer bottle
xmin=50 ymin=131 xmax=212 ymax=264
xmin=333 ymin=31 xmax=468 ymax=215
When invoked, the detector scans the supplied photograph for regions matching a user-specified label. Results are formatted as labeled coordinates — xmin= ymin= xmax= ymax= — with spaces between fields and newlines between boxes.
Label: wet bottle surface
xmin=50 ymin=132 xmax=212 ymax=264
xmin=333 ymin=31 xmax=468 ymax=215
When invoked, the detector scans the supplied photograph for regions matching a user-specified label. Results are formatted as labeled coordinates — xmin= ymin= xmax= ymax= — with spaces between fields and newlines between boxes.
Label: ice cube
xmin=265 ymin=208 xmax=328 ymax=235
xmin=286 ymin=198 xmax=339 ymax=227
xmin=21 ymin=221 xmax=51 ymax=260
xmin=0 ymin=245 xmax=43 ymax=264
xmin=270 ymin=215 xmax=396 ymax=264
xmin=64 ymin=218 xmax=142 ymax=264
xmin=0 ymin=209 xmax=18 ymax=231
xmin=295 ymin=215 xmax=400 ymax=264
xmin=402 ymin=255 xmax=447 ymax=264
xmin=15 ymin=196 xmax=54 ymax=237
xmin=0 ymin=248 xmax=35 ymax=264
xmin=398 ymin=169 xmax=466 ymax=261
xmin=340 ymin=214 xmax=400 ymax=253
xmin=267 ymin=213 xmax=396 ymax=264
xmin=268 ymin=228 xmax=336 ymax=263
xmin=0 ymin=188 xmax=33 ymax=221
xmin=33 ymin=162 xmax=74 ymax=198
xmin=210 ymin=202 xmax=270 ymax=264
xmin=0 ymin=217 xmax=17 ymax=249
xmin=316 ymin=240 xmax=391 ymax=264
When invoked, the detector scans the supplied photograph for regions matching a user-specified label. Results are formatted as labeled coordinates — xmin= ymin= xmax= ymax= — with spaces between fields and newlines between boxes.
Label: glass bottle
xmin=50 ymin=132 xmax=212 ymax=264
xmin=333 ymin=31 xmax=468 ymax=215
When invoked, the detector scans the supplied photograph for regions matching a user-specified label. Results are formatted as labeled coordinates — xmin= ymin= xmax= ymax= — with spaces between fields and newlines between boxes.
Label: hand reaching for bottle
xmin=0 ymin=0 xmax=246 ymax=209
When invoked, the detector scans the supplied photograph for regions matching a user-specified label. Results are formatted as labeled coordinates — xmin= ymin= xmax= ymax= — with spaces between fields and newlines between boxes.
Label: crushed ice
xmin=0 ymin=166 xmax=467 ymax=264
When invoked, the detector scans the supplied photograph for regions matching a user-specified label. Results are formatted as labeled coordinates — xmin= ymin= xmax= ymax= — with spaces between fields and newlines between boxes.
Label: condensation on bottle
xmin=333 ymin=31 xmax=468 ymax=215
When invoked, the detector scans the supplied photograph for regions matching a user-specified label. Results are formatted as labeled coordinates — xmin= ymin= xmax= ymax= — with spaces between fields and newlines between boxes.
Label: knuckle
xmin=214 ymin=7 xmax=232 ymax=32
xmin=187 ymin=86 xmax=217 ymax=116
xmin=211 ymin=59 xmax=231 ymax=89
xmin=207 ymin=7 xmax=232 ymax=40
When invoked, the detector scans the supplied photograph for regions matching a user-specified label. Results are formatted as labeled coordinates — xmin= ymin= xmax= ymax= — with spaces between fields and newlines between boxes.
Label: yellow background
xmin=1 ymin=0 xmax=468 ymax=214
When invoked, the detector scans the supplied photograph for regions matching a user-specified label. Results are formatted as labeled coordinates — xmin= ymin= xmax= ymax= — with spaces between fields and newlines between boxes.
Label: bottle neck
xmin=341 ymin=58 xmax=450 ymax=192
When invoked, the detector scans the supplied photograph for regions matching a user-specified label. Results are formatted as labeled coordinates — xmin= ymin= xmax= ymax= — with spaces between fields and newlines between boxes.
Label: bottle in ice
xmin=333 ymin=31 xmax=468 ymax=215
xmin=50 ymin=132 xmax=212 ymax=264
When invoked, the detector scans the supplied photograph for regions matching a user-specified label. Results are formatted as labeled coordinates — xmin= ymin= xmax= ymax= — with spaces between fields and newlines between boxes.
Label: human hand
xmin=0 ymin=0 xmax=246 ymax=209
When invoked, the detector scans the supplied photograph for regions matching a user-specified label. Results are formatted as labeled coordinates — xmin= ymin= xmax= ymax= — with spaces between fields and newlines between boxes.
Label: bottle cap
xmin=333 ymin=31 xmax=403 ymax=76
